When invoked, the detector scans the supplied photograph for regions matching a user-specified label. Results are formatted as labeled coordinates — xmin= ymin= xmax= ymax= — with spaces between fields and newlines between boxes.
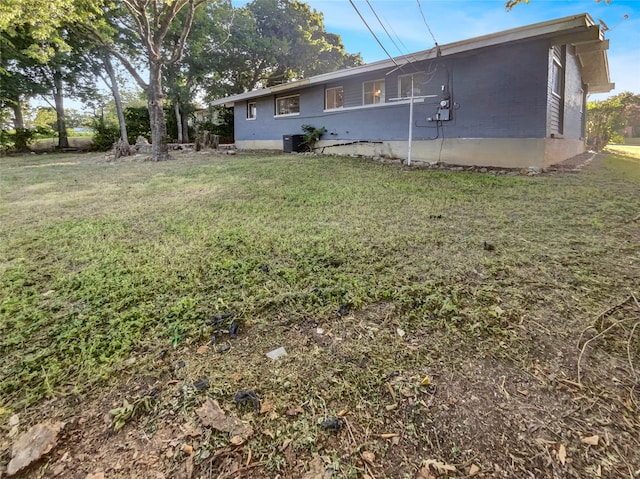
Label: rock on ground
xmin=7 ymin=421 xmax=65 ymax=476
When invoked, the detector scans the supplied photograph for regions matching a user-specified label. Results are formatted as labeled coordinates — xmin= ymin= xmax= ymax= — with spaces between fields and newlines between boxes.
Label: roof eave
xmin=211 ymin=13 xmax=611 ymax=106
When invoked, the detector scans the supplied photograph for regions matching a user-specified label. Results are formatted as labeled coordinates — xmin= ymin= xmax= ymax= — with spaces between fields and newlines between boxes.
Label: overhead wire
xmin=348 ymin=0 xmax=400 ymax=68
xmin=416 ymin=0 xmax=439 ymax=47
xmin=365 ymin=0 xmax=407 ymax=57
xmin=376 ymin=6 xmax=413 ymax=56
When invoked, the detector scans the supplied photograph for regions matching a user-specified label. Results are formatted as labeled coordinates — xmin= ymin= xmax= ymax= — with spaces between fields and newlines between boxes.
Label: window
xmin=398 ymin=72 xmax=427 ymax=98
xmin=325 ymin=87 xmax=343 ymax=110
xmin=363 ymin=79 xmax=385 ymax=105
xmin=551 ymin=59 xmax=563 ymax=96
xmin=275 ymin=95 xmax=300 ymax=116
xmin=247 ymin=101 xmax=256 ymax=119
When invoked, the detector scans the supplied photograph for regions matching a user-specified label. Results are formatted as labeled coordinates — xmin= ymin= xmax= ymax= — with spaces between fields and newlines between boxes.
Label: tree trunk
xmin=174 ymin=102 xmax=183 ymax=143
xmin=182 ymin=113 xmax=190 ymax=143
xmin=12 ymin=101 xmax=25 ymax=130
xmin=148 ymin=63 xmax=169 ymax=161
xmin=53 ymin=68 xmax=70 ymax=149
xmin=103 ymin=53 xmax=129 ymax=147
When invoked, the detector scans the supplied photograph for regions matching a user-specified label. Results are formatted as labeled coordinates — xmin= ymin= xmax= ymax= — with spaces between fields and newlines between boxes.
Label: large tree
xmin=163 ymin=2 xmax=232 ymax=143
xmin=88 ymin=0 xmax=210 ymax=161
xmin=206 ymin=0 xmax=362 ymax=97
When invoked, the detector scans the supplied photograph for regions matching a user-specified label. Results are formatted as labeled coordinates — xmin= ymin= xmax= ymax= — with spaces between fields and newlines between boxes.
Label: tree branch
xmin=123 ymin=0 xmax=156 ymax=58
xmin=167 ymin=0 xmax=207 ymax=65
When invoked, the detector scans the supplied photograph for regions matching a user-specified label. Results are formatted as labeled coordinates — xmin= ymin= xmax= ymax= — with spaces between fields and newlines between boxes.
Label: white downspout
xmin=407 ymin=76 xmax=414 ymax=166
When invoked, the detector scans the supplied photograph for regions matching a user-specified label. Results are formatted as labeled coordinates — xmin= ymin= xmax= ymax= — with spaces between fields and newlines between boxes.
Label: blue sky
xmin=262 ymin=0 xmax=639 ymax=100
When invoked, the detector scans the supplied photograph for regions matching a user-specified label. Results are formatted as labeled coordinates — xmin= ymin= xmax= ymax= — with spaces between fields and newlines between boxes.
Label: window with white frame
xmin=363 ymin=79 xmax=385 ymax=105
xmin=551 ymin=58 xmax=563 ymax=96
xmin=275 ymin=95 xmax=300 ymax=116
xmin=247 ymin=101 xmax=256 ymax=119
xmin=398 ymin=72 xmax=427 ymax=98
xmin=325 ymin=86 xmax=343 ymax=110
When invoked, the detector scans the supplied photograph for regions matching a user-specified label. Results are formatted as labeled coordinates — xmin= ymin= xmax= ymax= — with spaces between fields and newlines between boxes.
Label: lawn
xmin=0 ymin=150 xmax=638 ymax=478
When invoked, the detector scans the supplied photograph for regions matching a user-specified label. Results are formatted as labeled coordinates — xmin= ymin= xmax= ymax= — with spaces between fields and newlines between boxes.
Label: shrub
xmin=300 ymin=124 xmax=327 ymax=151
xmin=91 ymin=121 xmax=120 ymax=151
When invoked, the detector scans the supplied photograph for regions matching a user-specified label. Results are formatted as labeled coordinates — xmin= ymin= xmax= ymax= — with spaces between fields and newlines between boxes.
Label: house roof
xmin=211 ymin=13 xmax=613 ymax=107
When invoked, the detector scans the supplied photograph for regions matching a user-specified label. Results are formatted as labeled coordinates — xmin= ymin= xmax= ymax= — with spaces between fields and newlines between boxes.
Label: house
xmin=211 ymin=14 xmax=613 ymax=168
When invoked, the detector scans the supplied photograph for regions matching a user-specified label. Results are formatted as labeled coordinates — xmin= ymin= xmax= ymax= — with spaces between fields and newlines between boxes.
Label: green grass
xmin=0 ymin=151 xmax=638 ymax=413
xmin=605 ymin=143 xmax=640 ymax=159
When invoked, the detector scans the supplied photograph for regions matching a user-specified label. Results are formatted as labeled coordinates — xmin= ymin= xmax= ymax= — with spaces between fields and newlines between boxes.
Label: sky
xmin=253 ymin=0 xmax=639 ymax=100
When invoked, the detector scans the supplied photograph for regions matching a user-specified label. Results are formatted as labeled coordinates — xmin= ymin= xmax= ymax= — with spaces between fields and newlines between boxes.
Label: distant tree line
xmin=587 ymin=92 xmax=640 ymax=148
xmin=0 ymin=0 xmax=362 ymax=158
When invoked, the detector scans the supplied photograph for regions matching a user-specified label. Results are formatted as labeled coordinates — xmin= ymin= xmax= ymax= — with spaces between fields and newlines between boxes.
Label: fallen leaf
xmin=286 ymin=405 xmax=304 ymax=416
xmin=468 ymin=463 xmax=480 ymax=476
xmin=396 ymin=328 xmax=405 ymax=338
xmin=416 ymin=466 xmax=436 ymax=479
xmin=419 ymin=376 xmax=431 ymax=386
xmin=423 ymin=459 xmax=456 ymax=474
xmin=581 ymin=435 xmax=599 ymax=446
xmin=400 ymin=388 xmax=413 ymax=398
xmin=361 ymin=451 xmax=375 ymax=464
xmin=304 ymin=456 xmax=325 ymax=479
xmin=229 ymin=373 xmax=243 ymax=382
xmin=182 ymin=444 xmax=193 ymax=456
xmin=337 ymin=409 xmax=348 ymax=416
xmin=262 ymin=430 xmax=274 ymax=439
xmin=196 ymin=398 xmax=253 ymax=444
xmin=279 ymin=438 xmax=292 ymax=452
xmin=196 ymin=345 xmax=209 ymax=354
xmin=558 ymin=444 xmax=566 ymax=465
xmin=391 ymin=436 xmax=400 ymax=446
xmin=259 ymin=399 xmax=274 ymax=415
xmin=379 ymin=433 xmax=400 ymax=439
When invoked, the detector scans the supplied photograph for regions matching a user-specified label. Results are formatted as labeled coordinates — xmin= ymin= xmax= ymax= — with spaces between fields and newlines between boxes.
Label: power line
xmin=366 ymin=0 xmax=405 ymax=56
xmin=377 ymin=7 xmax=412 ymax=56
xmin=348 ymin=0 xmax=400 ymax=67
xmin=416 ymin=0 xmax=438 ymax=47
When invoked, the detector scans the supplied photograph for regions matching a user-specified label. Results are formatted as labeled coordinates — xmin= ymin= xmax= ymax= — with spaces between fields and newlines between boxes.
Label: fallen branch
xmin=627 ymin=321 xmax=639 ymax=382
xmin=577 ymin=319 xmax=626 ymax=386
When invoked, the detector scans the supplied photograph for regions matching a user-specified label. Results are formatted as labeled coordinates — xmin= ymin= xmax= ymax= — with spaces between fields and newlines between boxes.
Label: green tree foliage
xmin=0 ymin=0 xmax=101 ymax=60
xmin=163 ymin=3 xmax=230 ymax=143
xmin=587 ymin=92 xmax=640 ymax=148
xmin=206 ymin=0 xmax=363 ymax=97
xmin=32 ymin=107 xmax=58 ymax=132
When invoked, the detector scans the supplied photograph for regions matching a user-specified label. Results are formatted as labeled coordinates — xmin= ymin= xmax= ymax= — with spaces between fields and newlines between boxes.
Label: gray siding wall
xmin=546 ymin=44 xmax=585 ymax=139
xmin=234 ymin=39 xmax=560 ymax=144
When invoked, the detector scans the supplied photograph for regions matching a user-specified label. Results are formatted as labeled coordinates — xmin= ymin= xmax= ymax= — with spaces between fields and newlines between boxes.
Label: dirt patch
xmin=3 ymin=296 xmax=638 ymax=479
